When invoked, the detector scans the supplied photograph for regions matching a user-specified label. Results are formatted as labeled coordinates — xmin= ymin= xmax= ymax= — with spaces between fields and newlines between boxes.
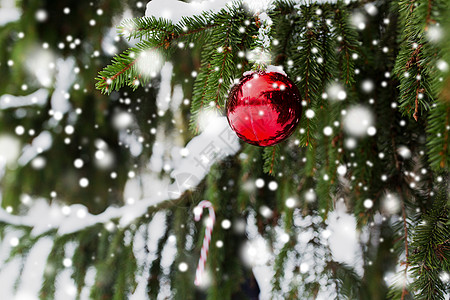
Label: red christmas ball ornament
xmin=226 ymin=70 xmax=302 ymax=147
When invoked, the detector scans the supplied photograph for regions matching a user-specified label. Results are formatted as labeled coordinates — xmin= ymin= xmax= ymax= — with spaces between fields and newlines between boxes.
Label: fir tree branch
xmin=263 ymin=146 xmax=279 ymax=175
xmin=409 ymin=189 xmax=450 ymax=299
xmin=189 ymin=63 xmax=214 ymax=132
xmin=424 ymin=0 xmax=435 ymax=30
xmin=333 ymin=4 xmax=358 ymax=85
xmin=400 ymin=197 xmax=410 ymax=300
xmin=96 ymin=18 xmax=219 ymax=94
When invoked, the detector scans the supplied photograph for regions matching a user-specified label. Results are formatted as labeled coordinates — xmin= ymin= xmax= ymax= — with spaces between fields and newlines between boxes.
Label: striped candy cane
xmin=194 ymin=200 xmax=216 ymax=286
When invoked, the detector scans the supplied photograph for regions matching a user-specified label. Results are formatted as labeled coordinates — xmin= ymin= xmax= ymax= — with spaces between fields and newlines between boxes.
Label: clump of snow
xmin=169 ymin=115 xmax=240 ymax=197
xmin=0 ymin=0 xmax=21 ymax=26
xmin=255 ymin=12 xmax=273 ymax=48
xmin=119 ymin=131 xmax=143 ymax=157
xmin=79 ymin=268 xmax=96 ymax=300
xmin=327 ymin=201 xmax=363 ymax=276
xmin=51 ymin=58 xmax=76 ymax=120
xmin=24 ymin=199 xmax=65 ymax=236
xmin=130 ymin=213 xmax=167 ymax=299
xmin=296 ymin=0 xmax=344 ymax=4
xmin=135 ymin=49 xmax=164 ymax=78
xmin=0 ymin=114 xmax=239 ymax=235
xmin=25 ymin=47 xmax=55 ymax=87
xmin=18 ymin=131 xmax=53 ymax=167
xmin=0 ymin=257 xmax=22 ymax=299
xmin=170 ymin=85 xmax=184 ymax=112
xmin=0 ymin=89 xmax=48 ymax=109
xmin=145 ymin=0 xmax=343 ymax=25
xmin=246 ymin=48 xmax=273 ymax=66
xmin=156 ymin=62 xmax=174 ymax=113
xmin=265 ymin=65 xmax=287 ymax=76
xmin=244 ymin=0 xmax=274 ymax=14
xmin=196 ymin=108 xmax=222 ymax=132
xmin=16 ymin=238 xmax=54 ymax=299
xmin=145 ymin=0 xmax=233 ymax=24
xmin=54 ymin=269 xmax=77 ymax=300
xmin=160 ymin=235 xmax=177 ymax=272
xmin=241 ymin=237 xmax=272 ymax=267
xmin=102 ymin=28 xmax=119 ymax=56
xmin=0 ymin=135 xmax=21 ymax=166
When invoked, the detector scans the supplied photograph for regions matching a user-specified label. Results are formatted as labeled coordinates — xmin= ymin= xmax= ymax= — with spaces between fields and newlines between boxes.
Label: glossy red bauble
xmin=226 ymin=71 xmax=302 ymax=147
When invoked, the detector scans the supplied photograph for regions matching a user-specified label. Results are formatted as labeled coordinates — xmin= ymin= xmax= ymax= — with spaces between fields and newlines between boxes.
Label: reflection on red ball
xmin=226 ymin=71 xmax=302 ymax=147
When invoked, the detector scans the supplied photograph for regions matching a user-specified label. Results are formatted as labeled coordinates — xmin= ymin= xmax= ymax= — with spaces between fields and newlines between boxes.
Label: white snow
xmin=27 ymin=199 xmax=66 ymax=236
xmin=144 ymin=0 xmax=342 ymax=24
xmin=246 ymin=48 xmax=273 ymax=66
xmin=50 ymin=58 xmax=76 ymax=119
xmin=144 ymin=0 xmax=345 ymax=24
xmin=135 ymin=49 xmax=164 ymax=78
xmin=16 ymin=237 xmax=54 ymax=299
xmin=0 ymin=116 xmax=239 ymax=236
xmin=327 ymin=201 xmax=363 ymax=276
xmin=102 ymin=28 xmax=119 ymax=56
xmin=79 ymin=267 xmax=96 ymax=300
xmin=170 ymin=85 xmax=184 ymax=112
xmin=0 ymin=229 xmax=21 ymax=268
xmin=18 ymin=131 xmax=53 ymax=167
xmin=25 ymin=47 xmax=56 ymax=87
xmin=0 ymin=0 xmax=21 ymax=26
xmin=266 ymin=65 xmax=287 ymax=76
xmin=130 ymin=212 xmax=167 ymax=300
xmin=160 ymin=235 xmax=177 ymax=275
xmin=0 ymin=88 xmax=48 ymax=109
xmin=245 ymin=211 xmax=275 ymax=299
xmin=156 ymin=62 xmax=174 ymax=113
xmin=0 ymin=1 xmax=365 ymax=298
xmin=437 ymin=60 xmax=449 ymax=72
xmin=54 ymin=269 xmax=77 ymax=300
xmin=241 ymin=237 xmax=271 ymax=267
xmin=0 ymin=257 xmax=23 ymax=299
xmin=145 ymin=0 xmax=233 ymax=24
xmin=169 ymin=115 xmax=240 ymax=196
xmin=0 ymin=135 xmax=21 ymax=165
xmin=119 ymin=131 xmax=143 ymax=157
xmin=244 ymin=0 xmax=274 ymax=13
